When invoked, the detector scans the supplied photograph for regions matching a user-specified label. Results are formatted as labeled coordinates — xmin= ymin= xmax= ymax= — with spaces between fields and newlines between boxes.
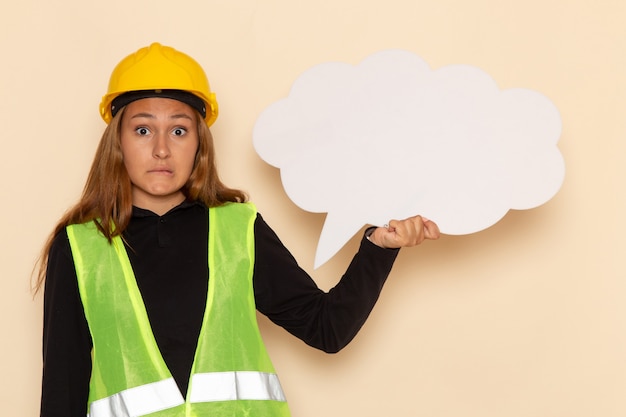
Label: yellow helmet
xmin=99 ymin=42 xmax=219 ymax=126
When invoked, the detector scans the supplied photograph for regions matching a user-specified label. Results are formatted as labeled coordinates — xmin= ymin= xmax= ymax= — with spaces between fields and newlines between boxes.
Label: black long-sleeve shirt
xmin=41 ymin=201 xmax=398 ymax=417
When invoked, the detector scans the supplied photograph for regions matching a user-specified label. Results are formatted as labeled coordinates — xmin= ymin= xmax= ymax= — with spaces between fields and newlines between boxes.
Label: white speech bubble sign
xmin=253 ymin=50 xmax=565 ymax=268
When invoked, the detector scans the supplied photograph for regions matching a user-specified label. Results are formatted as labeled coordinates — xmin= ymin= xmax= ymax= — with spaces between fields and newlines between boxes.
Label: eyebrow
xmin=129 ymin=112 xmax=194 ymax=121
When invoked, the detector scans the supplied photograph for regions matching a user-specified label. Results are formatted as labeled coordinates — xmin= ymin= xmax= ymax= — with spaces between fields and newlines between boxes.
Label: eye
xmin=135 ymin=127 xmax=151 ymax=136
xmin=172 ymin=127 xmax=187 ymax=137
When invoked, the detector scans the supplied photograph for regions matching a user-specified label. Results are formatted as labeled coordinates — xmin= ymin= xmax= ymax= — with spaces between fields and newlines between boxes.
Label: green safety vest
xmin=67 ymin=202 xmax=291 ymax=417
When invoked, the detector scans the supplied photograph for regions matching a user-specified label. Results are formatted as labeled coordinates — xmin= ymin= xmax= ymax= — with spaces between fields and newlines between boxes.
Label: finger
xmin=423 ymin=220 xmax=441 ymax=240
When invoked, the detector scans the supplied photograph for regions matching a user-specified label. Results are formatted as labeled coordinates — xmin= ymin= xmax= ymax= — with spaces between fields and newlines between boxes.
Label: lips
xmin=148 ymin=167 xmax=173 ymax=174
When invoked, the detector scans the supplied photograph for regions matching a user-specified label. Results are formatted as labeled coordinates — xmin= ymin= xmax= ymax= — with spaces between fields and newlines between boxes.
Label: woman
xmin=36 ymin=43 xmax=440 ymax=417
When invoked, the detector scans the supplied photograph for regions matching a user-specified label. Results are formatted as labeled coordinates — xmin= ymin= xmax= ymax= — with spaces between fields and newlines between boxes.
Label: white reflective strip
xmin=189 ymin=371 xmax=286 ymax=403
xmin=87 ymin=378 xmax=185 ymax=417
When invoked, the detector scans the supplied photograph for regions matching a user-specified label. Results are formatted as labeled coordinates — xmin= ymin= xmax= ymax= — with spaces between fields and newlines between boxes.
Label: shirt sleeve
xmin=253 ymin=214 xmax=399 ymax=353
xmin=40 ymin=230 xmax=92 ymax=417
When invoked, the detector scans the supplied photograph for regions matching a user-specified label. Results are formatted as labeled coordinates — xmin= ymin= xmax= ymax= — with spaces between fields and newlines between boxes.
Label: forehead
xmin=124 ymin=97 xmax=197 ymax=118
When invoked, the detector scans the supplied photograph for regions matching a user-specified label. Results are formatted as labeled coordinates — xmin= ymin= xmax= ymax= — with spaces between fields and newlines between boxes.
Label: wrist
xmin=365 ymin=227 xmax=384 ymax=248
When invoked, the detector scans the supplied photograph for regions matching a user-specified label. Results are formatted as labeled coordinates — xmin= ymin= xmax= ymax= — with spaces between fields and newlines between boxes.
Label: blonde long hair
xmin=32 ymin=107 xmax=247 ymax=293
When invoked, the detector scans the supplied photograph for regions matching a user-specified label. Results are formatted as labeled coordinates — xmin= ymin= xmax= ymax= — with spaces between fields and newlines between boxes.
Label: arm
xmin=253 ymin=214 xmax=438 ymax=353
xmin=40 ymin=231 xmax=92 ymax=417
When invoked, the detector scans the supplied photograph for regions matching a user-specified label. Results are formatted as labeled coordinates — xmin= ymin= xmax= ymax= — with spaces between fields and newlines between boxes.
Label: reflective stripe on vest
xmin=88 ymin=378 xmax=183 ymax=417
xmin=68 ymin=203 xmax=290 ymax=417
xmin=189 ymin=371 xmax=286 ymax=402
xmin=88 ymin=372 xmax=286 ymax=417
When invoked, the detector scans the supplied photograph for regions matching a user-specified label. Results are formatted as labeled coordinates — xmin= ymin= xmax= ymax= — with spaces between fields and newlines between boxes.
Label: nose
xmin=153 ymin=133 xmax=171 ymax=159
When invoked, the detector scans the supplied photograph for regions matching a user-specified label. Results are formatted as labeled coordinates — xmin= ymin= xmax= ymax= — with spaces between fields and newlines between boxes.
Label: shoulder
xmin=45 ymin=228 xmax=79 ymax=294
xmin=49 ymin=228 xmax=72 ymax=260
xmin=211 ymin=201 xmax=258 ymax=218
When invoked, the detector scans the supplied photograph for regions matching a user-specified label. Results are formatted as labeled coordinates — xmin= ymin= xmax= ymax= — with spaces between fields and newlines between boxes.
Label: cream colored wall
xmin=2 ymin=0 xmax=624 ymax=415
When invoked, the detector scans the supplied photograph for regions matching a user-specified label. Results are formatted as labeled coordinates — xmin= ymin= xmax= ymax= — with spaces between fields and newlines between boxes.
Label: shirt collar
xmin=131 ymin=200 xmax=205 ymax=218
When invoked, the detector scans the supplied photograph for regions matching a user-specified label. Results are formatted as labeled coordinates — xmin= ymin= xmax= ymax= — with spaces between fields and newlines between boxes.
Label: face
xmin=120 ymin=98 xmax=199 ymax=215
